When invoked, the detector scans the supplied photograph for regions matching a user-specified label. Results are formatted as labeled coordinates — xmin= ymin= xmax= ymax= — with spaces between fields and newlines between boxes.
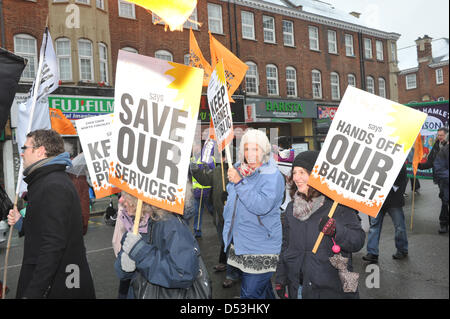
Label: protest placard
xmin=109 ymin=50 xmax=203 ymax=215
xmin=76 ymin=114 xmax=121 ymax=198
xmin=308 ymin=86 xmax=427 ymax=218
xmin=207 ymin=59 xmax=234 ymax=162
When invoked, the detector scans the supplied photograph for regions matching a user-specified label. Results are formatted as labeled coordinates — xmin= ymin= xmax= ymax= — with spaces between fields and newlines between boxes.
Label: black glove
xmin=221 ymin=191 xmax=228 ymax=204
xmin=319 ymin=216 xmax=336 ymax=237
xmin=275 ymin=284 xmax=288 ymax=299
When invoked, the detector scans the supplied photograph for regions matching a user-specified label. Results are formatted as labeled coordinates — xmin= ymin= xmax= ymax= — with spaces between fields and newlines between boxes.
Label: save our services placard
xmin=76 ymin=114 xmax=121 ymax=198
xmin=308 ymin=86 xmax=427 ymax=217
xmin=207 ymin=59 xmax=234 ymax=152
xmin=109 ymin=50 xmax=203 ymax=214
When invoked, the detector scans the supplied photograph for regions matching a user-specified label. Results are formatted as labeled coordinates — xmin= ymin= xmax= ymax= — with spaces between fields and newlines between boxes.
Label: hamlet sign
xmin=308 ymin=86 xmax=427 ymax=217
xmin=109 ymin=50 xmax=203 ymax=214
xmin=76 ymin=114 xmax=121 ymax=198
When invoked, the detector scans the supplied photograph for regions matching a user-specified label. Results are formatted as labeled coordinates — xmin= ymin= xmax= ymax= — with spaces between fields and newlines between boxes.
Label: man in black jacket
xmin=363 ymin=164 xmax=408 ymax=263
xmin=8 ymin=129 xmax=95 ymax=298
xmin=418 ymin=127 xmax=449 ymax=233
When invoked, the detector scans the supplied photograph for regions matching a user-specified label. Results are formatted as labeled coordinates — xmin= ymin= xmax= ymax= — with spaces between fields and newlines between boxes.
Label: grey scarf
xmin=23 ymin=157 xmax=55 ymax=177
xmin=293 ymin=192 xmax=325 ymax=221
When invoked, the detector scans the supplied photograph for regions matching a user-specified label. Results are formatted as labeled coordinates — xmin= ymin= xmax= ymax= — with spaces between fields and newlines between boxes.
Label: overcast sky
xmin=326 ymin=0 xmax=449 ymax=49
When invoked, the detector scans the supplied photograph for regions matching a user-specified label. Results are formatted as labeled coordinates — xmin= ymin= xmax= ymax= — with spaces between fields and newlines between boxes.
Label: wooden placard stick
xmin=133 ymin=199 xmax=143 ymax=235
xmin=312 ymin=200 xmax=339 ymax=254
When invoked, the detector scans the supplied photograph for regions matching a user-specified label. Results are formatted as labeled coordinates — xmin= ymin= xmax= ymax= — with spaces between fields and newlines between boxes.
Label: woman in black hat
xmin=274 ymin=151 xmax=365 ymax=299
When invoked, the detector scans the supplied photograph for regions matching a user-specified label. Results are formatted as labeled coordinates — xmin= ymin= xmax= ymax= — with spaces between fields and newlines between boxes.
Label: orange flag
xmin=124 ymin=0 xmax=197 ymax=31
xmin=209 ymin=32 xmax=248 ymax=103
xmin=412 ymin=133 xmax=424 ymax=176
xmin=49 ymin=108 xmax=77 ymax=135
xmin=208 ymin=118 xmax=216 ymax=140
xmin=189 ymin=29 xmax=212 ymax=86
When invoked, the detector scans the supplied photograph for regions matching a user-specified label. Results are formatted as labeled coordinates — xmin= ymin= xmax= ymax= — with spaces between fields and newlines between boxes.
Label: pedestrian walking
xmin=433 ymin=133 xmax=449 ymax=234
xmin=418 ymin=127 xmax=449 ymax=233
xmin=114 ymin=192 xmax=209 ymax=299
xmin=275 ymin=151 xmax=365 ymax=299
xmin=7 ymin=129 xmax=95 ymax=299
xmin=363 ymin=164 xmax=409 ymax=263
xmin=223 ymin=129 xmax=285 ymax=299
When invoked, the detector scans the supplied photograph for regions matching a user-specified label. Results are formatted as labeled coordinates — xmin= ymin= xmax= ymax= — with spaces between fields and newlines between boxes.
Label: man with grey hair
xmin=8 ymin=129 xmax=95 ymax=298
xmin=418 ymin=127 xmax=449 ymax=233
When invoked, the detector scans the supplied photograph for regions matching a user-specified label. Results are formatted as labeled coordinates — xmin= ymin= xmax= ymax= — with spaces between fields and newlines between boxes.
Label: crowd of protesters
xmin=3 ymin=126 xmax=448 ymax=299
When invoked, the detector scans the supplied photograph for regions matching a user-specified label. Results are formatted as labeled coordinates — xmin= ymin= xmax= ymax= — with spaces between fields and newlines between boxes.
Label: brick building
xmin=0 ymin=0 xmax=400 ymax=197
xmin=397 ymin=35 xmax=449 ymax=104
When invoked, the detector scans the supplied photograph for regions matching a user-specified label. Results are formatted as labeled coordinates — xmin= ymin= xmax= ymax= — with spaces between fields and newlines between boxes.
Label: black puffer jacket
xmin=275 ymin=197 xmax=365 ymax=299
xmin=17 ymin=164 xmax=95 ymax=299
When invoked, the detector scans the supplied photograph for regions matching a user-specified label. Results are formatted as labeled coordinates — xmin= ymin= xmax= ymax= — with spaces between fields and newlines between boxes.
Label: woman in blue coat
xmin=224 ymin=129 xmax=285 ymax=299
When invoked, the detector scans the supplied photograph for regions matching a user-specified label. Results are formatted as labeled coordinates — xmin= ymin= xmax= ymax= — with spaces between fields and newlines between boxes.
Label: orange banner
xmin=209 ymin=32 xmax=248 ymax=103
xmin=49 ymin=108 xmax=77 ymax=135
xmin=412 ymin=133 xmax=424 ymax=176
xmin=189 ymin=29 xmax=212 ymax=86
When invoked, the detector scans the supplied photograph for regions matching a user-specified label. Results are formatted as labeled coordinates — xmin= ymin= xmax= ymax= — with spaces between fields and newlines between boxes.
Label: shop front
xmin=315 ymin=103 xmax=339 ymax=150
xmin=245 ymin=97 xmax=317 ymax=154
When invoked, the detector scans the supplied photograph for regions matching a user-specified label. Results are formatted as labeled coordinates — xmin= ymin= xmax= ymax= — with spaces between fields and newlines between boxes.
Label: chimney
xmin=415 ymin=35 xmax=433 ymax=64
xmin=349 ymin=11 xmax=361 ymax=18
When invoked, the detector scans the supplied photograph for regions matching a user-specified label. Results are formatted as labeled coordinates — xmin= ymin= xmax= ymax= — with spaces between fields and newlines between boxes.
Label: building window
xmin=56 ymin=38 xmax=72 ymax=81
xmin=437 ymin=97 xmax=445 ymax=101
xmin=378 ymin=77 xmax=386 ymax=98
xmin=263 ymin=16 xmax=275 ymax=43
xmin=309 ymin=26 xmax=319 ymax=50
xmin=376 ymin=40 xmax=383 ymax=61
xmin=208 ymin=3 xmax=223 ymax=34
xmin=241 ymin=11 xmax=255 ymax=40
xmin=312 ymin=69 xmax=322 ymax=99
xmin=245 ymin=61 xmax=258 ymax=95
xmin=366 ymin=76 xmax=375 ymax=94
xmin=96 ymin=0 xmax=104 ymax=9
xmin=406 ymin=74 xmax=417 ymax=90
xmin=155 ymin=50 xmax=173 ymax=61
xmin=364 ymin=38 xmax=372 ymax=59
xmin=78 ymin=39 xmax=94 ymax=81
xmin=330 ymin=72 xmax=340 ymax=100
xmin=121 ymin=46 xmax=138 ymax=53
xmin=184 ymin=54 xmax=190 ymax=65
xmin=118 ymin=0 xmax=135 ymax=19
xmin=328 ymin=30 xmax=337 ymax=54
xmin=98 ymin=43 xmax=108 ymax=84
xmin=14 ymin=34 xmax=37 ymax=81
xmin=436 ymin=68 xmax=444 ymax=84
xmin=283 ymin=20 xmax=294 ymax=46
xmin=76 ymin=0 xmax=89 ymax=4
xmin=345 ymin=34 xmax=354 ymax=56
xmin=266 ymin=64 xmax=279 ymax=96
xmin=390 ymin=42 xmax=397 ymax=63
xmin=286 ymin=66 xmax=297 ymax=97
xmin=347 ymin=74 xmax=356 ymax=87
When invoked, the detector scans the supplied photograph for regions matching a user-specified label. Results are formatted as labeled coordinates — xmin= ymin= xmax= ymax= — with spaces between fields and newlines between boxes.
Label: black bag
xmin=0 ymin=185 xmax=13 ymax=221
xmin=132 ymin=250 xmax=212 ymax=299
xmin=131 ymin=215 xmax=212 ymax=299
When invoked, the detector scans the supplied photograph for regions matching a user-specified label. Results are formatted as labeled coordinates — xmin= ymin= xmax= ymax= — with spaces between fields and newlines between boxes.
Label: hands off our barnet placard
xmin=108 ymin=50 xmax=203 ymax=215
xmin=308 ymin=86 xmax=427 ymax=218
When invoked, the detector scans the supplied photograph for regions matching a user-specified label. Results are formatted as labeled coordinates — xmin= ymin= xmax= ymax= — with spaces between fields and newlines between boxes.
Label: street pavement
xmin=1 ymin=179 xmax=448 ymax=299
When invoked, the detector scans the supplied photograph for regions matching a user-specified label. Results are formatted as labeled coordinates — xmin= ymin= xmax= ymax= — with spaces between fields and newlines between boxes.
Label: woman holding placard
xmin=224 ymin=129 xmax=285 ymax=299
xmin=114 ymin=191 xmax=207 ymax=299
xmin=274 ymin=151 xmax=365 ymax=299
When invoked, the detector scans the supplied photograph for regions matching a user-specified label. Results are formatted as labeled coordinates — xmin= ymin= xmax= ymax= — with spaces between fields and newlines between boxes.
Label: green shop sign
xmin=266 ymin=101 xmax=304 ymax=113
xmin=247 ymin=98 xmax=317 ymax=119
xmin=48 ymin=95 xmax=114 ymax=120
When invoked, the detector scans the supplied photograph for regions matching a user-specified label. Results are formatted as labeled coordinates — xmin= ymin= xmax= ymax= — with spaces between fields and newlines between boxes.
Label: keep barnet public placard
xmin=308 ymin=86 xmax=427 ymax=218
xmin=109 ymin=50 xmax=203 ymax=215
xmin=207 ymin=59 xmax=234 ymax=152
xmin=76 ymin=114 xmax=121 ymax=198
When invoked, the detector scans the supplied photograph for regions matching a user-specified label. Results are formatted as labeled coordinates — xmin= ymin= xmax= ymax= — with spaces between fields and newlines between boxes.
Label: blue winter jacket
xmin=222 ymin=158 xmax=285 ymax=255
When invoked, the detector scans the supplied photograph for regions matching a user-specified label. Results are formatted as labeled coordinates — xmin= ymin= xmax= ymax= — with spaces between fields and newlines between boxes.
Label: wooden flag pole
xmin=410 ymin=176 xmax=416 ymax=230
xmin=312 ymin=200 xmax=339 ymax=254
xmin=2 ymin=194 xmax=18 ymax=299
xmin=220 ymin=155 xmax=226 ymax=191
xmin=133 ymin=199 xmax=143 ymax=235
xmin=224 ymin=144 xmax=232 ymax=168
